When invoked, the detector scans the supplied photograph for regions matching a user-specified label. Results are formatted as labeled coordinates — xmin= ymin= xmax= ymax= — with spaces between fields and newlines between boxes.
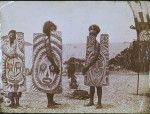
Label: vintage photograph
xmin=0 ymin=1 xmax=150 ymax=113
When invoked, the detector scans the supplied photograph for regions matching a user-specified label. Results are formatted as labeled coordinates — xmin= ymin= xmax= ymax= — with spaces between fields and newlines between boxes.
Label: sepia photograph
xmin=0 ymin=1 xmax=150 ymax=113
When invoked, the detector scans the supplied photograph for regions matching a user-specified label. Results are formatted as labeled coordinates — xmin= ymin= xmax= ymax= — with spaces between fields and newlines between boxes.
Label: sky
xmin=0 ymin=1 xmax=146 ymax=44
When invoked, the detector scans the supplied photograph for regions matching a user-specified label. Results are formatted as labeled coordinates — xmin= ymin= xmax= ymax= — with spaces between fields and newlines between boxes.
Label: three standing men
xmin=83 ymin=24 xmax=109 ymax=108
xmin=1 ymin=23 xmax=109 ymax=109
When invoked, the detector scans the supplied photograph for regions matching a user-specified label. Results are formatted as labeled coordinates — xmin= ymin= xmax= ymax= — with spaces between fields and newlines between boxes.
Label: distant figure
xmin=1 ymin=30 xmax=26 ymax=108
xmin=83 ymin=25 xmax=109 ymax=109
xmin=32 ymin=21 xmax=62 ymax=108
xmin=67 ymin=59 xmax=78 ymax=89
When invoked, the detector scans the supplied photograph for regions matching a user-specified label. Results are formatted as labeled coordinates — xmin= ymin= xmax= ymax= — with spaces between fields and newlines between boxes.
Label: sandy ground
xmin=1 ymin=71 xmax=150 ymax=113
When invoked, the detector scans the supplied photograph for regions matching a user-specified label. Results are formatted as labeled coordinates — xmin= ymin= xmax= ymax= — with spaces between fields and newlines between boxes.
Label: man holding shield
xmin=32 ymin=21 xmax=62 ymax=108
xmin=82 ymin=25 xmax=109 ymax=109
xmin=1 ymin=30 xmax=26 ymax=108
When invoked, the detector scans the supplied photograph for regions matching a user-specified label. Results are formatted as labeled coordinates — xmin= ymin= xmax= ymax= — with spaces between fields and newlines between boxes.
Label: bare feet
xmin=47 ymin=104 xmax=59 ymax=108
xmin=9 ymin=104 xmax=16 ymax=108
xmin=16 ymin=103 xmax=20 ymax=107
xmin=84 ymin=102 xmax=94 ymax=106
xmin=52 ymin=101 xmax=61 ymax=105
xmin=96 ymin=104 xmax=103 ymax=109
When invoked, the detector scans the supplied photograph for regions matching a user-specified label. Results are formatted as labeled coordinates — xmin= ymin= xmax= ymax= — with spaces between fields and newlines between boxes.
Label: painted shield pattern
xmin=1 ymin=32 xmax=26 ymax=92
xmin=84 ymin=34 xmax=109 ymax=87
xmin=32 ymin=31 xmax=62 ymax=93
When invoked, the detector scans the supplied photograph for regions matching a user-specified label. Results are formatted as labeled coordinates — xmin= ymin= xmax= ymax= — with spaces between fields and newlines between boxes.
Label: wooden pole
xmin=137 ymin=72 xmax=140 ymax=95
xmin=137 ymin=41 xmax=140 ymax=95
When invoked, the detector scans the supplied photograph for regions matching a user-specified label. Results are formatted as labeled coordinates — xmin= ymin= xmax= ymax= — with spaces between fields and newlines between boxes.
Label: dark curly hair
xmin=43 ymin=21 xmax=57 ymax=36
xmin=8 ymin=30 xmax=16 ymax=35
xmin=89 ymin=24 xmax=100 ymax=35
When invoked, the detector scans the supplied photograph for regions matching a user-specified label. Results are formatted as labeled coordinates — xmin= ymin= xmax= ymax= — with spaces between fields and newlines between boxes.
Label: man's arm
xmin=83 ymin=44 xmax=100 ymax=74
xmin=45 ymin=37 xmax=60 ymax=74
xmin=85 ymin=51 xmax=99 ymax=69
xmin=46 ymin=46 xmax=59 ymax=69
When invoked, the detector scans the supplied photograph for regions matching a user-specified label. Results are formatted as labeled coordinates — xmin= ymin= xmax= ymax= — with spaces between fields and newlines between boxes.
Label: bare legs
xmin=9 ymin=92 xmax=15 ymax=107
xmin=9 ymin=92 xmax=21 ymax=108
xmin=85 ymin=86 xmax=95 ymax=106
xmin=46 ymin=93 xmax=61 ymax=108
xmin=96 ymin=87 xmax=102 ymax=108
xmin=85 ymin=86 xmax=102 ymax=108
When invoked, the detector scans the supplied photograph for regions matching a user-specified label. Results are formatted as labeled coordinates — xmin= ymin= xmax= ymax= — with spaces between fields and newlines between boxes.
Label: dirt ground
xmin=1 ymin=71 xmax=150 ymax=113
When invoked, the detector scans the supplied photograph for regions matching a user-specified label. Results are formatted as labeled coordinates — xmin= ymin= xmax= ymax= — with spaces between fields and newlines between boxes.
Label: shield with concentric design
xmin=32 ymin=31 xmax=62 ymax=93
xmin=84 ymin=34 xmax=109 ymax=87
xmin=1 ymin=32 xmax=26 ymax=92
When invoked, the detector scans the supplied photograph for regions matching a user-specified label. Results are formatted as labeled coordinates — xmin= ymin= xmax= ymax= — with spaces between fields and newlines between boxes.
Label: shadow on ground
xmin=131 ymin=93 xmax=150 ymax=97
xmin=100 ymin=104 xmax=115 ymax=109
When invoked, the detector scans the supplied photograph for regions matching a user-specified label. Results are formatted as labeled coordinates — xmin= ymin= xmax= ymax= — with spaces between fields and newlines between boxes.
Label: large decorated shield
xmin=84 ymin=34 xmax=109 ymax=87
xmin=32 ymin=31 xmax=62 ymax=93
xmin=1 ymin=32 xmax=26 ymax=92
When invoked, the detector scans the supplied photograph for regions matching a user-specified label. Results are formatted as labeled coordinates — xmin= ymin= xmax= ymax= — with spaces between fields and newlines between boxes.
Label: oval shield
xmin=2 ymin=32 xmax=26 ymax=92
xmin=32 ymin=31 xmax=62 ymax=93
